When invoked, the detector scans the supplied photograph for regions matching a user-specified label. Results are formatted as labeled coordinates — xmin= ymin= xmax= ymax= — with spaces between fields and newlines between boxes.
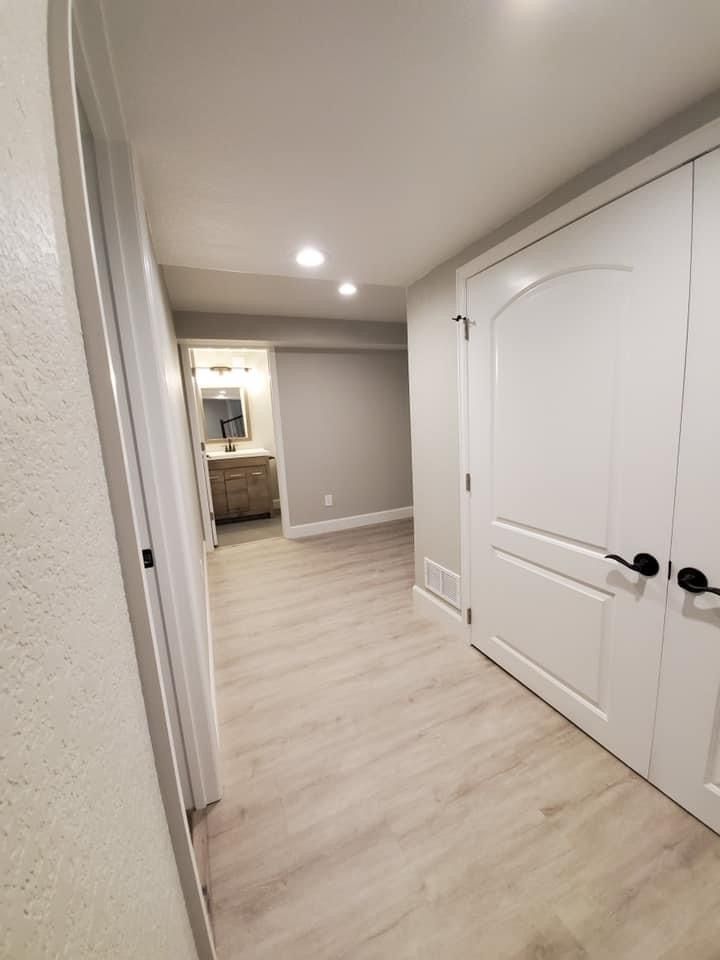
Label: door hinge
xmin=142 ymin=548 xmax=155 ymax=569
xmin=668 ymin=559 xmax=672 ymax=581
xmin=466 ymin=607 xmax=472 ymax=625
xmin=465 ymin=472 xmax=471 ymax=493
xmin=453 ymin=314 xmax=471 ymax=340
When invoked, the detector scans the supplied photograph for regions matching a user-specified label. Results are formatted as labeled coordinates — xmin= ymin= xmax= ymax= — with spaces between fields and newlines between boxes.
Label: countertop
xmin=206 ymin=448 xmax=271 ymax=461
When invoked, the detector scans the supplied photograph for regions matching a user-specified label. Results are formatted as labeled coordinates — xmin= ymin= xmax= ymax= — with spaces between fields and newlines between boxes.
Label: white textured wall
xmin=0 ymin=3 xmax=198 ymax=958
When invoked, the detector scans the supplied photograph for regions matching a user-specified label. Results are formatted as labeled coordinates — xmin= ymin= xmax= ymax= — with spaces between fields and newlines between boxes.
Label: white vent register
xmin=424 ymin=558 xmax=461 ymax=609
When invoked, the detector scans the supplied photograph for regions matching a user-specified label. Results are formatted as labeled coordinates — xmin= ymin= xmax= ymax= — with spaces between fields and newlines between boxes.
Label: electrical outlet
xmin=324 ymin=493 xmax=333 ymax=507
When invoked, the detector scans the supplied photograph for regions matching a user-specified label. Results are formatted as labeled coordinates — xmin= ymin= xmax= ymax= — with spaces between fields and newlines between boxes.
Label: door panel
xmin=248 ymin=468 xmax=270 ymax=514
xmin=468 ymin=166 xmax=693 ymax=774
xmin=650 ymin=149 xmax=720 ymax=833
xmin=226 ymin=472 xmax=250 ymax=515
xmin=494 ymin=269 xmax=624 ymax=548
xmin=490 ymin=549 xmax=612 ymax=712
xmin=210 ymin=475 xmax=228 ymax=517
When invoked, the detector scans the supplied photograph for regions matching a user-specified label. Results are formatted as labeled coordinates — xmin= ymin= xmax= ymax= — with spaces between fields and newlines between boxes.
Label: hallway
xmin=206 ymin=522 xmax=720 ymax=960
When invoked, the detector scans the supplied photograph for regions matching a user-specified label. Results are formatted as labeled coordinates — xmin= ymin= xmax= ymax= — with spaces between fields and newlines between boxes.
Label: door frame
xmin=48 ymin=4 xmax=216 ymax=959
xmin=455 ymin=117 xmax=720 ymax=646
xmin=179 ymin=344 xmax=219 ymax=550
xmin=71 ymin=5 xmax=221 ymax=814
xmin=178 ymin=340 xmax=293 ymax=540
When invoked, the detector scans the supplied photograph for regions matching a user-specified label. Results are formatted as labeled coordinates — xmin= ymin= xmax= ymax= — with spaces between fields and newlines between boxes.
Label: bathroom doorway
xmin=180 ymin=345 xmax=287 ymax=549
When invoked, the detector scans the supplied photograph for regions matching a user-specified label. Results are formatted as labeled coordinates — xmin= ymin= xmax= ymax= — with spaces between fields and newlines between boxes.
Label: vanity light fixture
xmin=295 ymin=246 xmax=326 ymax=268
xmin=196 ymin=366 xmax=250 ymax=389
xmin=338 ymin=282 xmax=357 ymax=296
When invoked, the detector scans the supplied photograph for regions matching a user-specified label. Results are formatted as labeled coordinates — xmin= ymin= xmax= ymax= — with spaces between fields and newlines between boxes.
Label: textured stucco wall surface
xmin=0 ymin=3 xmax=198 ymax=958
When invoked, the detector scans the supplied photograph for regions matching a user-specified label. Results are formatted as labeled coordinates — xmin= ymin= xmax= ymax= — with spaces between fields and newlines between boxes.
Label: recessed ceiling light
xmin=338 ymin=282 xmax=357 ymax=296
xmin=296 ymin=246 xmax=325 ymax=268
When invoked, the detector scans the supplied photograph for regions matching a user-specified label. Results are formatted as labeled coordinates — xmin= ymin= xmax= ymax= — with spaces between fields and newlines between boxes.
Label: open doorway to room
xmin=181 ymin=346 xmax=284 ymax=548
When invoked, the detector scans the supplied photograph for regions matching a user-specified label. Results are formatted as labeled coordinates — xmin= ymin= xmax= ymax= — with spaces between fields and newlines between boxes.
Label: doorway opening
xmin=181 ymin=345 xmax=286 ymax=549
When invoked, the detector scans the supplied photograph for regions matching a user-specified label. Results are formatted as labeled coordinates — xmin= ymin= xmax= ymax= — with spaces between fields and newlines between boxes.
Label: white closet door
xmin=650 ymin=149 xmax=720 ymax=833
xmin=467 ymin=167 xmax=692 ymax=775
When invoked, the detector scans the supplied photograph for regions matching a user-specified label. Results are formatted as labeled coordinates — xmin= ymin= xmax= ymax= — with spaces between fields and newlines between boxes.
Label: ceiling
xmin=102 ymin=0 xmax=720 ymax=316
xmin=192 ymin=347 xmax=267 ymax=369
xmin=163 ymin=266 xmax=406 ymax=321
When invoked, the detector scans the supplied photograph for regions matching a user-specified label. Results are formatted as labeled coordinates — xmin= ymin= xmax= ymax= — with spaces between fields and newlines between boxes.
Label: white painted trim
xmin=179 ymin=343 xmax=217 ymax=550
xmin=287 ymin=506 xmax=414 ymax=539
xmin=268 ymin=347 xmax=293 ymax=538
xmin=201 ymin=550 xmax=220 ymax=749
xmin=51 ymin=5 xmax=215 ymax=959
xmin=456 ymin=293 xmax=472 ymax=646
xmin=456 ymin=115 xmax=720 ymax=655
xmin=412 ymin=585 xmax=464 ymax=639
xmin=99 ymin=140 xmax=221 ymax=811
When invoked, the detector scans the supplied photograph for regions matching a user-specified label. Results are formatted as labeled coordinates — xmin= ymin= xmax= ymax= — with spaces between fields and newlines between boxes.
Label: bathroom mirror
xmin=201 ymin=386 xmax=251 ymax=440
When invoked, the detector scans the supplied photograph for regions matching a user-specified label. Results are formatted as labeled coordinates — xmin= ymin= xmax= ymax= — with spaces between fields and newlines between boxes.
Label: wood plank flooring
xmin=206 ymin=520 xmax=720 ymax=959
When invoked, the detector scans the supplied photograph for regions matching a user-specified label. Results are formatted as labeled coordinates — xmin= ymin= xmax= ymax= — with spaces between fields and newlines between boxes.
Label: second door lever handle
xmin=605 ymin=552 xmax=660 ymax=577
xmin=677 ymin=567 xmax=720 ymax=596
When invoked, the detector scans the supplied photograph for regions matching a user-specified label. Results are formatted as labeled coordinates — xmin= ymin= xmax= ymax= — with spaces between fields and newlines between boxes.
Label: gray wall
xmin=275 ymin=349 xmax=413 ymax=527
xmin=1 ymin=2 xmax=197 ymax=957
xmin=175 ymin=311 xmax=407 ymax=350
xmin=407 ymin=89 xmax=720 ymax=590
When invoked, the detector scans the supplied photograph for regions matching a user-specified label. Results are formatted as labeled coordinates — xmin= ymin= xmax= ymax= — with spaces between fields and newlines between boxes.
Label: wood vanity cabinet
xmin=208 ymin=455 xmax=273 ymax=522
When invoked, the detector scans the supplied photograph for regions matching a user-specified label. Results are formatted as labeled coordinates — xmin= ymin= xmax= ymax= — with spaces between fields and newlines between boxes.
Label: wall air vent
xmin=424 ymin=558 xmax=461 ymax=609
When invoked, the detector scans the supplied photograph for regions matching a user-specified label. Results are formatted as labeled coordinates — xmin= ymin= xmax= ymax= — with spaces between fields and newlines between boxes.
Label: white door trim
xmin=456 ymin=117 xmax=720 ymax=643
xmin=180 ymin=344 xmax=218 ymax=550
xmin=268 ymin=347 xmax=293 ymax=539
xmin=49 ymin=3 xmax=216 ymax=958
xmin=97 ymin=140 xmax=221 ymax=811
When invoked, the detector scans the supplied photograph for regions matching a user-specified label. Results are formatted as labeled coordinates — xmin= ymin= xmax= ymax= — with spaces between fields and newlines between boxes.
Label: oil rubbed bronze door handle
xmin=605 ymin=552 xmax=660 ymax=577
xmin=677 ymin=567 xmax=720 ymax=596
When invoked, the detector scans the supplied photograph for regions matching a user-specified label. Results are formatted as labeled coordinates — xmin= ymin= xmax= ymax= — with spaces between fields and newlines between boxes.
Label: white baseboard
xmin=412 ymin=585 xmax=466 ymax=639
xmin=286 ymin=505 xmax=413 ymax=539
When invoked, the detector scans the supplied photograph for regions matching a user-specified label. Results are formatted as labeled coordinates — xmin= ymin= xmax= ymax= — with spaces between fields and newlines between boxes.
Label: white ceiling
xmin=102 ymin=0 xmax=720 ymax=311
xmin=163 ymin=266 xmax=405 ymax=321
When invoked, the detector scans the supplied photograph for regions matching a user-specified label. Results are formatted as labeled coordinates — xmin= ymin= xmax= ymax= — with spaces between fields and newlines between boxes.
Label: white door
xmin=467 ymin=167 xmax=692 ymax=775
xmin=85 ymin=131 xmax=221 ymax=810
xmin=650 ymin=149 xmax=720 ymax=833
xmin=79 ymin=105 xmax=193 ymax=807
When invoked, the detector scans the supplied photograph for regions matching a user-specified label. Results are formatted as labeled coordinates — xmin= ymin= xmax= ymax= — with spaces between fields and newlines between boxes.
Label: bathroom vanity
xmin=207 ymin=451 xmax=273 ymax=522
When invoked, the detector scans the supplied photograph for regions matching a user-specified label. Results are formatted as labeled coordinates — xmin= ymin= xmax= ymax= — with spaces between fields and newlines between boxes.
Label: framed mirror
xmin=201 ymin=386 xmax=251 ymax=440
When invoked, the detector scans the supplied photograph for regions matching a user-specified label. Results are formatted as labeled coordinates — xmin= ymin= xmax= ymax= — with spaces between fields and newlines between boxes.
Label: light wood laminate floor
xmin=207 ymin=520 xmax=720 ymax=960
